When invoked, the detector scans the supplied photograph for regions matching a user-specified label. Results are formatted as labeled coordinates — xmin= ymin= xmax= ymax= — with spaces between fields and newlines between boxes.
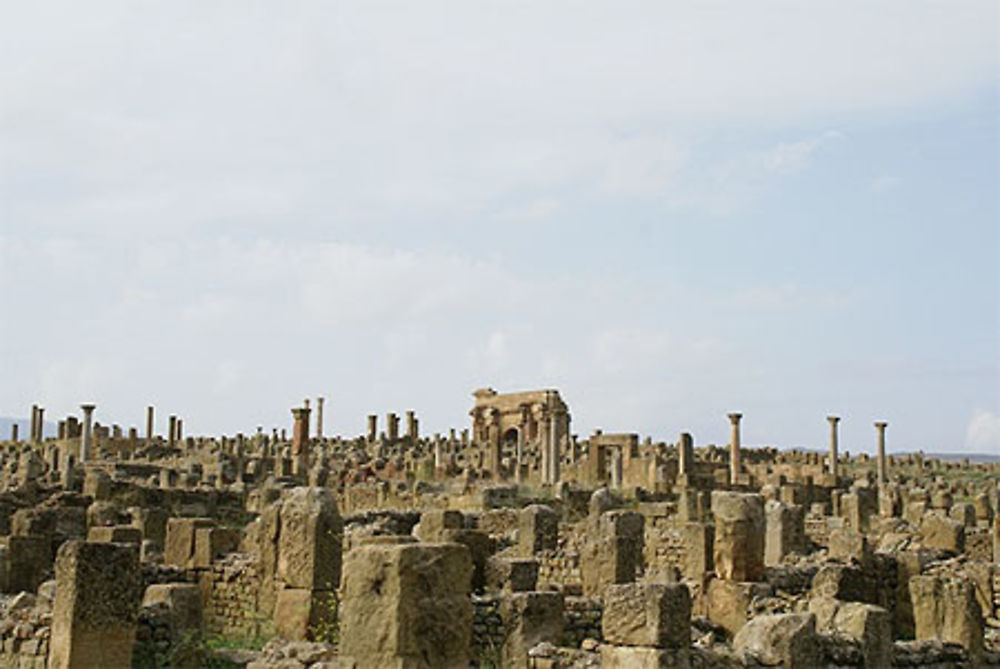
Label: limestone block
xmin=192 ymin=527 xmax=240 ymax=569
xmin=86 ymin=526 xmax=141 ymax=544
xmin=733 ymin=613 xmax=818 ymax=669
xmin=274 ymin=588 xmax=336 ymax=641
xmin=764 ymin=501 xmax=805 ymax=567
xmin=82 ymin=471 xmax=111 ymax=501
xmin=832 ymin=602 xmax=892 ymax=669
xmin=142 ymin=583 xmax=202 ymax=631
xmin=6 ymin=535 xmax=52 ymax=594
xmin=681 ymin=522 xmax=713 ymax=581
xmin=485 ymin=556 xmax=539 ymax=593
xmin=706 ymin=578 xmax=771 ymax=637
xmin=711 ymin=492 xmax=764 ymax=582
xmin=277 ymin=487 xmax=343 ymax=591
xmin=518 ymin=505 xmax=558 ymax=556
xmin=599 ymin=645 xmax=690 ymax=669
xmin=130 ymin=507 xmax=168 ymax=547
xmin=827 ymin=528 xmax=872 ymax=567
xmin=920 ymin=513 xmax=965 ymax=553
xmin=163 ymin=518 xmax=214 ymax=568
xmin=339 ymin=542 xmax=472 ymax=668
xmin=948 ymin=502 xmax=976 ymax=528
xmin=580 ymin=511 xmax=645 ymax=597
xmin=910 ymin=575 xmax=984 ymax=665
xmin=602 ymin=583 xmax=691 ymax=648
xmin=809 ymin=564 xmax=873 ymax=604
xmin=49 ymin=540 xmax=141 ymax=669
xmin=501 ymin=591 xmax=564 ymax=669
xmin=414 ymin=509 xmax=463 ymax=542
xmin=440 ymin=528 xmax=492 ymax=593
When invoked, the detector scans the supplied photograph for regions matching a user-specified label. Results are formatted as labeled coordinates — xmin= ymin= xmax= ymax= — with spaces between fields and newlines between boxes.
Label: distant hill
xmin=0 ymin=417 xmax=58 ymax=440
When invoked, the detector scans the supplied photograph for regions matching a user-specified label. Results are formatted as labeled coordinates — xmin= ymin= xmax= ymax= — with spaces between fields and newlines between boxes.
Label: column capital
xmin=827 ymin=415 xmax=840 ymax=424
xmin=80 ymin=404 xmax=96 ymax=413
xmin=727 ymin=412 xmax=742 ymax=424
xmin=874 ymin=421 xmax=888 ymax=430
xmin=291 ymin=407 xmax=311 ymax=419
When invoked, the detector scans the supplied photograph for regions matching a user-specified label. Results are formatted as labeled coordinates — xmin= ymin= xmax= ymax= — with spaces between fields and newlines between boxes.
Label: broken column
xmin=386 ymin=413 xmax=399 ymax=441
xmin=405 ymin=410 xmax=418 ymax=442
xmin=678 ymin=432 xmax=694 ymax=478
xmin=728 ymin=412 xmax=742 ymax=485
xmin=49 ymin=540 xmax=141 ymax=669
xmin=366 ymin=415 xmax=377 ymax=442
xmin=291 ymin=407 xmax=311 ymax=478
xmin=80 ymin=404 xmax=95 ymax=462
xmin=339 ymin=542 xmax=472 ymax=667
xmin=145 ymin=406 xmax=154 ymax=441
xmin=315 ymin=396 xmax=324 ymax=439
xmin=827 ymin=415 xmax=839 ymax=479
xmin=167 ymin=415 xmax=177 ymax=448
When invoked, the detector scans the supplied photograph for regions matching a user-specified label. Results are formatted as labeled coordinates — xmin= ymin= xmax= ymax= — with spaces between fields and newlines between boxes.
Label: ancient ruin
xmin=0 ymin=387 xmax=995 ymax=667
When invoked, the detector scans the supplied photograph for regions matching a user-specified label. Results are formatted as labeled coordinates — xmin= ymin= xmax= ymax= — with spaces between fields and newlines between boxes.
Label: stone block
xmin=86 ymin=525 xmax=141 ymax=545
xmin=764 ymin=501 xmax=805 ymax=567
xmin=706 ymin=578 xmax=771 ymax=637
xmin=485 ymin=556 xmax=539 ymax=593
xmin=681 ymin=522 xmax=713 ymax=581
xmin=339 ymin=542 xmax=472 ymax=668
xmin=602 ymin=583 xmax=691 ymax=648
xmin=733 ymin=612 xmax=818 ymax=669
xmin=711 ymin=492 xmax=764 ymax=582
xmin=273 ymin=588 xmax=336 ymax=641
xmin=163 ymin=518 xmax=214 ymax=569
xmin=599 ymin=645 xmax=690 ymax=669
xmin=832 ymin=602 xmax=892 ymax=669
xmin=827 ymin=528 xmax=872 ymax=567
xmin=440 ymin=528 xmax=492 ymax=593
xmin=501 ymin=591 xmax=563 ymax=669
xmin=49 ymin=541 xmax=141 ymax=669
xmin=809 ymin=564 xmax=873 ymax=604
xmin=518 ymin=505 xmax=558 ymax=556
xmin=910 ymin=575 xmax=983 ymax=666
xmin=414 ymin=509 xmax=464 ymax=542
xmin=277 ymin=487 xmax=343 ymax=590
xmin=920 ymin=513 xmax=965 ymax=554
xmin=192 ymin=527 xmax=240 ymax=569
xmin=6 ymin=535 xmax=51 ymax=594
xmin=142 ymin=583 xmax=202 ymax=631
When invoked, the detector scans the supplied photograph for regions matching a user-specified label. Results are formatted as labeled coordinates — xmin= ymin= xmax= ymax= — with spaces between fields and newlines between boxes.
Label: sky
xmin=1 ymin=1 xmax=998 ymax=455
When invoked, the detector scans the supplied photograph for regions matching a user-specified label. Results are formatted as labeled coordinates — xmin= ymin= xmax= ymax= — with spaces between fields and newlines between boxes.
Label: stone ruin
xmin=0 ymin=391 xmax=994 ymax=667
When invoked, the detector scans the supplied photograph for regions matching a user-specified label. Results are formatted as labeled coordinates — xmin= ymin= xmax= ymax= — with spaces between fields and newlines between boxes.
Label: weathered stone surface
xmin=602 ymin=583 xmax=691 ymax=648
xmin=440 ymin=528 xmax=492 ymax=593
xmin=192 ymin=527 xmax=240 ymax=569
xmin=86 ymin=525 xmax=141 ymax=544
xmin=273 ymin=588 xmax=336 ymax=641
xmin=600 ymin=645 xmax=690 ymax=668
xmin=832 ymin=602 xmax=892 ymax=669
xmin=920 ymin=513 xmax=965 ymax=553
xmin=500 ymin=591 xmax=563 ymax=669
xmin=733 ymin=612 xmax=818 ymax=669
xmin=50 ymin=540 xmax=142 ymax=669
xmin=711 ymin=492 xmax=764 ymax=582
xmin=277 ymin=487 xmax=343 ymax=591
xmin=339 ymin=542 xmax=472 ymax=668
xmin=142 ymin=583 xmax=202 ymax=631
xmin=681 ymin=522 xmax=713 ymax=581
xmin=580 ymin=510 xmax=644 ymax=596
xmin=706 ymin=578 xmax=771 ymax=637
xmin=163 ymin=517 xmax=214 ymax=568
xmin=764 ymin=501 xmax=805 ymax=567
xmin=485 ymin=556 xmax=539 ymax=593
xmin=910 ymin=575 xmax=984 ymax=666
xmin=518 ymin=505 xmax=558 ymax=556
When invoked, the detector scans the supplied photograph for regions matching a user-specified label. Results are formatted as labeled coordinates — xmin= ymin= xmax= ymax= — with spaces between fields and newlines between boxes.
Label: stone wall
xmin=200 ymin=552 xmax=264 ymax=638
xmin=0 ymin=622 xmax=49 ymax=668
xmin=562 ymin=595 xmax=602 ymax=647
xmin=643 ymin=514 xmax=685 ymax=578
xmin=471 ymin=594 xmax=503 ymax=662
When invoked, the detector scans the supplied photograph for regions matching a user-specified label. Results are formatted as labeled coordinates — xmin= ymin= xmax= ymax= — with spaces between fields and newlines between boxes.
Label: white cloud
xmin=965 ymin=409 xmax=1000 ymax=451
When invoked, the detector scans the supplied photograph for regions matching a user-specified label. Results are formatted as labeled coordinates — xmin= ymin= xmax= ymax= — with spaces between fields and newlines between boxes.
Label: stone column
xmin=35 ymin=406 xmax=45 ymax=442
xmin=29 ymin=405 xmax=39 ymax=443
xmin=827 ymin=415 xmax=840 ymax=479
xmin=168 ymin=415 xmax=177 ymax=448
xmin=386 ymin=413 xmax=399 ymax=442
xmin=549 ymin=413 xmax=560 ymax=484
xmin=176 ymin=418 xmax=183 ymax=444
xmin=291 ymin=407 xmax=311 ymax=477
xmin=728 ymin=413 xmax=742 ymax=485
xmin=367 ymin=414 xmax=377 ymax=442
xmin=678 ymin=432 xmax=694 ymax=477
xmin=515 ymin=427 xmax=524 ymax=484
xmin=875 ymin=421 xmax=888 ymax=487
xmin=145 ymin=406 xmax=154 ymax=441
xmin=610 ymin=448 xmax=623 ymax=490
xmin=10 ymin=423 xmax=17 ymax=443
xmin=80 ymin=404 xmax=95 ymax=462
xmin=315 ymin=397 xmax=324 ymax=439
xmin=405 ymin=410 xmax=418 ymax=442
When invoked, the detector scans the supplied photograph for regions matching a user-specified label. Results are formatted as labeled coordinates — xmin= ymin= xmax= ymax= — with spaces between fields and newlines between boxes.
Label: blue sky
xmin=1 ymin=1 xmax=997 ymax=454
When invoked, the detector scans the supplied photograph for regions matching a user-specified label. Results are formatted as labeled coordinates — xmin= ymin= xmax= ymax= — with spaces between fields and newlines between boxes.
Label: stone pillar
xmin=518 ymin=504 xmax=558 ymax=556
xmin=728 ymin=413 xmax=742 ymax=485
xmin=764 ymin=500 xmax=805 ymax=567
xmin=501 ymin=591 xmax=564 ymax=668
xmin=29 ymin=405 xmax=39 ymax=443
xmin=167 ymin=415 xmax=177 ymax=448
xmin=610 ymin=448 xmax=623 ymax=490
xmin=315 ymin=397 xmax=324 ymax=439
xmin=49 ymin=540 xmax=141 ymax=669
xmin=875 ymin=422 xmax=888 ymax=487
xmin=367 ymin=414 xmax=377 ymax=442
xmin=827 ymin=415 xmax=840 ymax=479
xmin=175 ymin=418 xmax=183 ymax=443
xmin=515 ymin=427 xmax=524 ymax=484
xmin=291 ymin=408 xmax=311 ymax=477
xmin=678 ymin=432 xmax=694 ymax=477
xmin=406 ymin=410 xmax=418 ymax=441
xmin=549 ymin=413 xmax=559 ymax=484
xmin=145 ymin=406 xmax=154 ymax=441
xmin=80 ymin=404 xmax=95 ymax=462
xmin=387 ymin=413 xmax=399 ymax=441
xmin=581 ymin=510 xmax=644 ymax=596
xmin=10 ymin=423 xmax=17 ymax=443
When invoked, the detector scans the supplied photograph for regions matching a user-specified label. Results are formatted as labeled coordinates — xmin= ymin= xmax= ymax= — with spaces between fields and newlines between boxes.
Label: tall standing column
xmin=80 ymin=404 xmax=95 ymax=462
xmin=176 ymin=419 xmax=183 ymax=445
xmin=291 ymin=407 xmax=311 ymax=477
xmin=316 ymin=397 xmax=325 ymax=440
xmin=145 ymin=406 xmax=154 ymax=441
xmin=549 ymin=414 xmax=559 ymax=484
xmin=827 ymin=415 xmax=840 ymax=480
xmin=168 ymin=416 xmax=177 ymax=449
xmin=11 ymin=423 xmax=18 ymax=443
xmin=29 ymin=405 xmax=39 ymax=443
xmin=678 ymin=432 xmax=694 ymax=477
xmin=367 ymin=415 xmax=377 ymax=443
xmin=875 ymin=421 xmax=888 ymax=487
xmin=728 ymin=413 xmax=742 ymax=485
